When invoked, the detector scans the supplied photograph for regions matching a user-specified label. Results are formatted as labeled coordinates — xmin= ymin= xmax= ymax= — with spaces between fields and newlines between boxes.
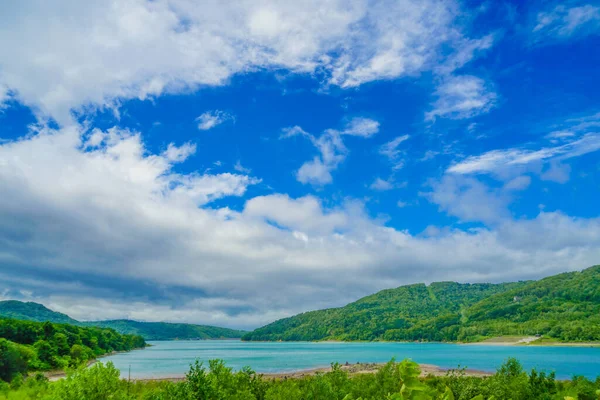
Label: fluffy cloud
xmin=0 ymin=0 xmax=489 ymax=122
xmin=426 ymin=175 xmax=510 ymax=224
xmin=369 ymin=177 xmax=395 ymax=191
xmin=426 ymin=75 xmax=497 ymax=120
xmin=282 ymin=118 xmax=379 ymax=185
xmin=1 ymin=125 xmax=600 ymax=327
xmin=196 ymin=110 xmax=235 ymax=131
xmin=244 ymin=194 xmax=348 ymax=235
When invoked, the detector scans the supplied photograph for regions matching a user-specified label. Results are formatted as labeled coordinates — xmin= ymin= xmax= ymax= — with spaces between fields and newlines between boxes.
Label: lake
xmin=101 ymin=340 xmax=600 ymax=380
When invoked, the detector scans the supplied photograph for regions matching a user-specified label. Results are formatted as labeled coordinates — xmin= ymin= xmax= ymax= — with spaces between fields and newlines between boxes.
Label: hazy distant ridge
xmin=0 ymin=300 xmax=246 ymax=340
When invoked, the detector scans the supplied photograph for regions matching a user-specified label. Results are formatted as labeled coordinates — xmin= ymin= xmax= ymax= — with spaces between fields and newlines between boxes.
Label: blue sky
xmin=0 ymin=0 xmax=599 ymax=328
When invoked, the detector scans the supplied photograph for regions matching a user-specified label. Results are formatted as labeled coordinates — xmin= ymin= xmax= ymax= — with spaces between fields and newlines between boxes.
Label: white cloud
xmin=369 ymin=177 xmax=394 ymax=191
xmin=541 ymin=161 xmax=571 ymax=184
xmin=163 ymin=142 xmax=197 ymax=162
xmin=341 ymin=117 xmax=380 ymax=137
xmin=196 ymin=110 xmax=234 ymax=131
xmin=297 ymin=157 xmax=333 ymax=185
xmin=379 ymin=134 xmax=410 ymax=169
xmin=234 ymin=160 xmax=251 ymax=174
xmin=244 ymin=194 xmax=348 ymax=235
xmin=2 ymin=124 xmax=600 ymax=327
xmin=533 ymin=4 xmax=600 ymax=40
xmin=447 ymin=133 xmax=600 ymax=176
xmin=426 ymin=75 xmax=497 ymax=120
xmin=282 ymin=117 xmax=378 ymax=185
xmin=503 ymin=175 xmax=531 ymax=191
xmin=426 ymin=175 xmax=510 ymax=224
xmin=0 ymin=0 xmax=490 ymax=123
xmin=0 ymin=85 xmax=10 ymax=109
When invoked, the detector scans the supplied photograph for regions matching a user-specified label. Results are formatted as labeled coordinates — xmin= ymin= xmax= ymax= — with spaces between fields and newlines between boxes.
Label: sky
xmin=0 ymin=0 xmax=599 ymax=330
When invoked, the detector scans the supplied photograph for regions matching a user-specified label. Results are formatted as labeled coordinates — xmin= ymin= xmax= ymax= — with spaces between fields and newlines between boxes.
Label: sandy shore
xmin=130 ymin=362 xmax=492 ymax=383
xmin=463 ymin=336 xmax=600 ymax=347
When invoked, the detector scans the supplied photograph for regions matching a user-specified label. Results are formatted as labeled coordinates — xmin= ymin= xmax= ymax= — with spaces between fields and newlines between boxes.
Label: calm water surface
xmin=101 ymin=340 xmax=600 ymax=380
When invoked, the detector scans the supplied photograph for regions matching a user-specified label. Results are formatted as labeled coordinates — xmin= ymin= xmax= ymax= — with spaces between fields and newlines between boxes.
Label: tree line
xmin=0 ymin=317 xmax=145 ymax=383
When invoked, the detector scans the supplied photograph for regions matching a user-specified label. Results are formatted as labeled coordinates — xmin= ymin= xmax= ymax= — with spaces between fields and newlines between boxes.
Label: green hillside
xmin=243 ymin=280 xmax=527 ymax=341
xmin=0 ymin=300 xmax=78 ymax=325
xmin=457 ymin=265 xmax=600 ymax=342
xmin=0 ymin=317 xmax=145 ymax=382
xmin=243 ymin=265 xmax=600 ymax=343
xmin=0 ymin=300 xmax=246 ymax=340
xmin=85 ymin=320 xmax=247 ymax=340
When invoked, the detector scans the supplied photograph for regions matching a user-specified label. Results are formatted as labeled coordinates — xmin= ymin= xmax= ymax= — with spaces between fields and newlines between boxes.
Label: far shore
xmin=243 ymin=337 xmax=600 ymax=348
xmin=461 ymin=336 xmax=600 ymax=347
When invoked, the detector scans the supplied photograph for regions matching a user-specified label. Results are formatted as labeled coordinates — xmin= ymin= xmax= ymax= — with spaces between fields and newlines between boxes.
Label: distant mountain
xmin=0 ymin=300 xmax=78 ymax=324
xmin=243 ymin=265 xmax=600 ymax=343
xmin=0 ymin=300 xmax=246 ymax=340
xmin=84 ymin=320 xmax=247 ymax=341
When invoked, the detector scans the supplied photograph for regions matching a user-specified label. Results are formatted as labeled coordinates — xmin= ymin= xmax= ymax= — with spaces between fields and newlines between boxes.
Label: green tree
xmin=0 ymin=339 xmax=29 ymax=382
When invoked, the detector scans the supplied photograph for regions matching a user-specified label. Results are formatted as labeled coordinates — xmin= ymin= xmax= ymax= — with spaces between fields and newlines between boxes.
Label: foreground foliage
xmin=0 ymin=318 xmax=145 ymax=382
xmin=1 ymin=358 xmax=600 ymax=400
xmin=243 ymin=265 xmax=600 ymax=343
xmin=0 ymin=301 xmax=247 ymax=341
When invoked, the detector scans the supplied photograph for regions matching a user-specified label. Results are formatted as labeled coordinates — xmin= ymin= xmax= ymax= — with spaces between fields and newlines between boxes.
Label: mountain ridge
xmin=0 ymin=300 xmax=246 ymax=340
xmin=242 ymin=265 xmax=600 ymax=343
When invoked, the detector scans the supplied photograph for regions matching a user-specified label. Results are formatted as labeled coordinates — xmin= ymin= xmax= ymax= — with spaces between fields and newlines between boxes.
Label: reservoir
xmin=101 ymin=340 xmax=600 ymax=380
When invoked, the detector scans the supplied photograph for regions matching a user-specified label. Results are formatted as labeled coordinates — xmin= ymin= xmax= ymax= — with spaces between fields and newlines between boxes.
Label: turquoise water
xmin=101 ymin=340 xmax=600 ymax=380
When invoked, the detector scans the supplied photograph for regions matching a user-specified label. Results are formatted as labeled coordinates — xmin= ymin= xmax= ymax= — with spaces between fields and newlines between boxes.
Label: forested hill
xmin=0 ymin=317 xmax=145 ymax=382
xmin=86 ymin=320 xmax=247 ymax=341
xmin=243 ymin=265 xmax=600 ymax=343
xmin=243 ymin=280 xmax=528 ymax=341
xmin=0 ymin=301 xmax=246 ymax=340
xmin=0 ymin=300 xmax=78 ymax=325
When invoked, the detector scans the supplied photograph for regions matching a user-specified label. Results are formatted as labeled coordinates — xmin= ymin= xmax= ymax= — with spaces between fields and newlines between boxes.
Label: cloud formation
xmin=282 ymin=118 xmax=379 ymax=185
xmin=196 ymin=110 xmax=235 ymax=130
xmin=426 ymin=75 xmax=497 ymax=120
xmin=447 ymin=132 xmax=600 ymax=176
xmin=380 ymin=135 xmax=410 ymax=170
xmin=0 ymin=0 xmax=489 ymax=122
xmin=1 ymin=123 xmax=600 ymax=328
xmin=533 ymin=3 xmax=600 ymax=41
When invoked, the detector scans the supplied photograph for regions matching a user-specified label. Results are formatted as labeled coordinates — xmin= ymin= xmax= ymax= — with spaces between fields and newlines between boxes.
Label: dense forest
xmin=243 ymin=265 xmax=600 ymax=343
xmin=2 ymin=357 xmax=600 ymax=400
xmin=0 ymin=301 xmax=246 ymax=340
xmin=0 ymin=317 xmax=145 ymax=383
xmin=87 ymin=320 xmax=247 ymax=341
xmin=0 ymin=301 xmax=78 ymax=325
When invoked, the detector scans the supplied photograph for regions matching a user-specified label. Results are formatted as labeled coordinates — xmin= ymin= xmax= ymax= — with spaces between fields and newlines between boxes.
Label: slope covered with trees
xmin=457 ymin=265 xmax=600 ymax=342
xmin=243 ymin=281 xmax=527 ymax=341
xmin=0 ymin=317 xmax=145 ymax=382
xmin=243 ymin=265 xmax=600 ymax=343
xmin=87 ymin=320 xmax=247 ymax=341
xmin=0 ymin=301 xmax=78 ymax=325
xmin=0 ymin=301 xmax=246 ymax=340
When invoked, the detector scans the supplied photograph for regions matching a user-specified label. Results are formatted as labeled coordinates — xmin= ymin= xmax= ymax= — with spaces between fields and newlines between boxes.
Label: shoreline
xmin=242 ymin=338 xmax=600 ymax=348
xmin=128 ymin=362 xmax=492 ymax=382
